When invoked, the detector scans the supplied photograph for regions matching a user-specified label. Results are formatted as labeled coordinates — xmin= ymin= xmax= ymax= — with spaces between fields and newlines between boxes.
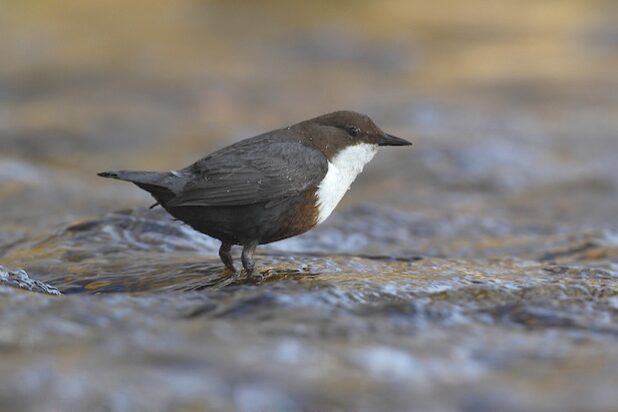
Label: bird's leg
xmin=241 ymin=241 xmax=259 ymax=277
xmin=219 ymin=242 xmax=236 ymax=273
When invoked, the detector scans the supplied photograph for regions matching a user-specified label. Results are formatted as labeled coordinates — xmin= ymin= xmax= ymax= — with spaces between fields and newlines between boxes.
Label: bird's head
xmin=296 ymin=110 xmax=411 ymax=162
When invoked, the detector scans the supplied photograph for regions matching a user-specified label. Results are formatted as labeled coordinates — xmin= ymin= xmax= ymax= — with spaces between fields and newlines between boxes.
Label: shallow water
xmin=1 ymin=1 xmax=618 ymax=411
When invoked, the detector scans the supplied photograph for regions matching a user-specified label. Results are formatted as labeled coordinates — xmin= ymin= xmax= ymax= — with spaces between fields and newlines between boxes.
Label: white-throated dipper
xmin=98 ymin=110 xmax=411 ymax=276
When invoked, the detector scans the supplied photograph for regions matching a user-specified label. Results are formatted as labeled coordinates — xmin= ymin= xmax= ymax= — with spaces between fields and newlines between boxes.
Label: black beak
xmin=379 ymin=134 xmax=412 ymax=146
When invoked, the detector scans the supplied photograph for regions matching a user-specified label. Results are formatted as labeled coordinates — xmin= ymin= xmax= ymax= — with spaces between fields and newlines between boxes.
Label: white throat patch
xmin=315 ymin=143 xmax=378 ymax=224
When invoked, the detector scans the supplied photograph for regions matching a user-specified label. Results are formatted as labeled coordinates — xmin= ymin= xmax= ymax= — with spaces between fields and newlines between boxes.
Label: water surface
xmin=1 ymin=1 xmax=618 ymax=411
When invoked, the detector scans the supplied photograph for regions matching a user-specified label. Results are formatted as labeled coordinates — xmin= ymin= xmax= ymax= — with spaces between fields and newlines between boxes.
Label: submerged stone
xmin=0 ymin=266 xmax=61 ymax=295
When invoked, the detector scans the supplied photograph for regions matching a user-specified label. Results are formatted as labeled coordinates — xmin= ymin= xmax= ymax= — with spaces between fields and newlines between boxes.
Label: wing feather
xmin=165 ymin=134 xmax=327 ymax=208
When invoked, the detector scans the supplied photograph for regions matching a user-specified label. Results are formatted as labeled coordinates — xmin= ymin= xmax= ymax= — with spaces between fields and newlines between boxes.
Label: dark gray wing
xmin=165 ymin=133 xmax=328 ymax=208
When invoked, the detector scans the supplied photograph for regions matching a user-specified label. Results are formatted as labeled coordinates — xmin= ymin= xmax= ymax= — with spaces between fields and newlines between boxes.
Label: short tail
xmin=98 ymin=170 xmax=184 ymax=205
xmin=98 ymin=170 xmax=164 ymax=184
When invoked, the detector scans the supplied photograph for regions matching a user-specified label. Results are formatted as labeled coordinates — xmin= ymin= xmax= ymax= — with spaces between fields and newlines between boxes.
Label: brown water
xmin=1 ymin=1 xmax=618 ymax=411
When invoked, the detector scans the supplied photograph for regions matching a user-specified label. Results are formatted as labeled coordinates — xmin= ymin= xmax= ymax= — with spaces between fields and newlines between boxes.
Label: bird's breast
xmin=315 ymin=143 xmax=377 ymax=224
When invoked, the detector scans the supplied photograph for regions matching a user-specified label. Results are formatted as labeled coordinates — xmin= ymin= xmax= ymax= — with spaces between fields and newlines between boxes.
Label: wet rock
xmin=0 ymin=266 xmax=61 ymax=295
xmin=1 ymin=1 xmax=618 ymax=411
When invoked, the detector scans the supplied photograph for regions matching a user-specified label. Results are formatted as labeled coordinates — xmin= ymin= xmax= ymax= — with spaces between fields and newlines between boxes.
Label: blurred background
xmin=2 ymin=0 xmax=616 ymax=229
xmin=1 ymin=1 xmax=618 ymax=411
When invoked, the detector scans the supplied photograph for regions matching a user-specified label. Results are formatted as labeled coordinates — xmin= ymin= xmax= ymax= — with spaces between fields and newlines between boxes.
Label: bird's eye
xmin=345 ymin=126 xmax=361 ymax=137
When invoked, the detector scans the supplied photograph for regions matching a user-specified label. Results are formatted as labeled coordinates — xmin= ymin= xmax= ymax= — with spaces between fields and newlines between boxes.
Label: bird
xmin=98 ymin=110 xmax=412 ymax=276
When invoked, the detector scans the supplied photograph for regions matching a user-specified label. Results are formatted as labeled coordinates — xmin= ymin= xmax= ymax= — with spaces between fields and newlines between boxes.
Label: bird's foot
xmin=222 ymin=266 xmax=238 ymax=277
xmin=250 ymin=271 xmax=265 ymax=282
xmin=241 ymin=241 xmax=259 ymax=281
xmin=219 ymin=243 xmax=236 ymax=269
xmin=236 ymin=266 xmax=266 ymax=283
